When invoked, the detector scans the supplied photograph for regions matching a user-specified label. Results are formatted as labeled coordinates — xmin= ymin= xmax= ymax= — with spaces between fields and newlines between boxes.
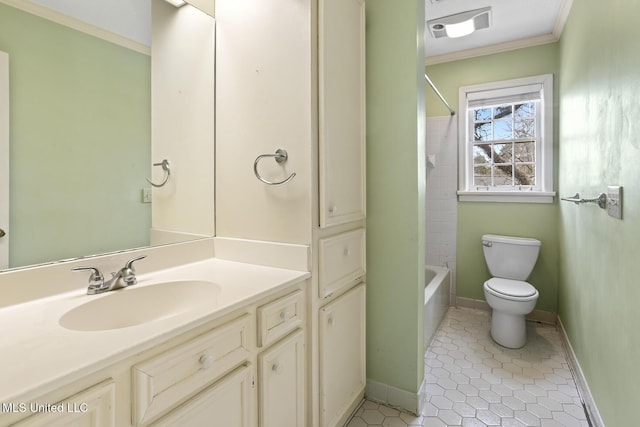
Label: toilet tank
xmin=481 ymin=234 xmax=541 ymax=280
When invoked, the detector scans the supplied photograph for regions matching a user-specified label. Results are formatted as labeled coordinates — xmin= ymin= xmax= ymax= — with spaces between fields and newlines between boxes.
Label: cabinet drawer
xmin=318 ymin=228 xmax=365 ymax=299
xmin=133 ymin=314 xmax=252 ymax=425
xmin=257 ymin=290 xmax=304 ymax=347
xmin=151 ymin=365 xmax=255 ymax=427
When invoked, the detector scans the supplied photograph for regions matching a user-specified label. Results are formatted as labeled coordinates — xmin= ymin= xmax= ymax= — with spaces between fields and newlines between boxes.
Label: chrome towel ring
xmin=146 ymin=159 xmax=171 ymax=188
xmin=253 ymin=149 xmax=296 ymax=185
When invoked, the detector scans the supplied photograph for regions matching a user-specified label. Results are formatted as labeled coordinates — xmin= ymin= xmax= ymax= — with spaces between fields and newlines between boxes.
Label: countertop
xmin=0 ymin=258 xmax=310 ymax=403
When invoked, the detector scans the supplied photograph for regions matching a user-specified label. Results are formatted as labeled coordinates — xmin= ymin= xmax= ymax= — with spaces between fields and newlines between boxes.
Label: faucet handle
xmin=72 ymin=266 xmax=105 ymax=294
xmin=72 ymin=266 xmax=104 ymax=281
xmin=120 ymin=255 xmax=147 ymax=287
xmin=124 ymin=255 xmax=147 ymax=272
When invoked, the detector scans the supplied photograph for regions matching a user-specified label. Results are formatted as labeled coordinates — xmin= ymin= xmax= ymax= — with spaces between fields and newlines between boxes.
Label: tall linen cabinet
xmin=215 ymin=0 xmax=366 ymax=426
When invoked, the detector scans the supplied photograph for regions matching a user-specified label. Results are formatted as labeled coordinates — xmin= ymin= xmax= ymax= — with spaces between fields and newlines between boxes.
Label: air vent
xmin=427 ymin=6 xmax=492 ymax=39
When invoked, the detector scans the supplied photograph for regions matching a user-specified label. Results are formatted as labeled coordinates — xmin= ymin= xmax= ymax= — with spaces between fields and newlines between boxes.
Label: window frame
xmin=457 ymin=74 xmax=555 ymax=203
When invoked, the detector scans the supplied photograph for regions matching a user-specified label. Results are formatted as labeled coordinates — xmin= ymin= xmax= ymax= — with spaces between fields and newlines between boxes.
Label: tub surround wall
xmin=558 ymin=0 xmax=640 ymax=423
xmin=425 ymin=116 xmax=457 ymax=301
xmin=425 ymin=43 xmax=560 ymax=315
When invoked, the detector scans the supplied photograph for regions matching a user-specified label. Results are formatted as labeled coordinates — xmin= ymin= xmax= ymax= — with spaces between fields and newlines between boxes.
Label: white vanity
xmin=0 ymin=0 xmax=366 ymax=425
xmin=0 ymin=242 xmax=310 ymax=427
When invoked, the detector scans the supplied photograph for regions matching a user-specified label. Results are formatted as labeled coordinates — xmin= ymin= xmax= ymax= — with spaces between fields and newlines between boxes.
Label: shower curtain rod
xmin=425 ymin=73 xmax=455 ymax=116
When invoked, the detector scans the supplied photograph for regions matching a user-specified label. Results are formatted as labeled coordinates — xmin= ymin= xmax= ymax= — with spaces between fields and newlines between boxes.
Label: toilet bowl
xmin=481 ymin=235 xmax=541 ymax=348
xmin=484 ymin=278 xmax=539 ymax=348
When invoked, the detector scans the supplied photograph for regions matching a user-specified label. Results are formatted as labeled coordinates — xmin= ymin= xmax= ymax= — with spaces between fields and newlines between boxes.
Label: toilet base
xmin=490 ymin=310 xmax=527 ymax=349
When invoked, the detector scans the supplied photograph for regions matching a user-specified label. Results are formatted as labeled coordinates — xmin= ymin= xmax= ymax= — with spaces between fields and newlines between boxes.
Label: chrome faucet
xmin=73 ymin=255 xmax=147 ymax=295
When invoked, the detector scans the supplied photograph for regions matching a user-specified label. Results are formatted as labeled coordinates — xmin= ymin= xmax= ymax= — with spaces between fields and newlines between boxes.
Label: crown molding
xmin=0 ymin=0 xmax=150 ymax=56
xmin=426 ymin=33 xmax=558 ymax=66
xmin=553 ymin=0 xmax=574 ymax=39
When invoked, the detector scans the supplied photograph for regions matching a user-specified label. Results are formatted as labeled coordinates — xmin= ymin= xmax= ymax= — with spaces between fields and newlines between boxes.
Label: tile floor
xmin=347 ymin=307 xmax=590 ymax=427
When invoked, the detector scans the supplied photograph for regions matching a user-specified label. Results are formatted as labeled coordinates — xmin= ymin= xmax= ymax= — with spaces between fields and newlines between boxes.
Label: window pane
xmin=493 ymin=143 xmax=513 ymax=163
xmin=493 ymin=120 xmax=512 ymax=140
xmin=514 ymin=141 xmax=535 ymax=162
xmin=494 ymin=165 xmax=513 ymax=185
xmin=474 ymin=108 xmax=491 ymax=121
xmin=493 ymin=105 xmax=512 ymax=119
xmin=514 ymin=119 xmax=535 ymax=138
xmin=473 ymin=166 xmax=491 ymax=186
xmin=515 ymin=164 xmax=535 ymax=186
xmin=473 ymin=145 xmax=491 ymax=164
xmin=474 ymin=122 xmax=492 ymax=141
xmin=515 ymin=102 xmax=535 ymax=118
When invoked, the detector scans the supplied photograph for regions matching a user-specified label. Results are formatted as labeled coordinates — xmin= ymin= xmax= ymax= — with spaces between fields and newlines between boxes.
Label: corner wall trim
xmin=557 ymin=316 xmax=606 ymax=427
xmin=365 ymin=379 xmax=426 ymax=416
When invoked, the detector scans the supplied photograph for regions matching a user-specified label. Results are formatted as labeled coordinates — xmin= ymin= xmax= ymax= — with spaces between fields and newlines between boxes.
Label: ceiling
xmin=425 ymin=0 xmax=572 ymax=64
xmin=30 ymin=0 xmax=151 ymax=46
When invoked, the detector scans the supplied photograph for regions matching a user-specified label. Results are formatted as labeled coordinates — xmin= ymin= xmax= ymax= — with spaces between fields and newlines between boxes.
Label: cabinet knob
xmin=272 ymin=363 xmax=282 ymax=374
xmin=328 ymin=316 xmax=335 ymax=326
xmin=328 ymin=205 xmax=338 ymax=214
xmin=279 ymin=310 xmax=291 ymax=321
xmin=343 ymin=248 xmax=351 ymax=256
xmin=199 ymin=354 xmax=214 ymax=370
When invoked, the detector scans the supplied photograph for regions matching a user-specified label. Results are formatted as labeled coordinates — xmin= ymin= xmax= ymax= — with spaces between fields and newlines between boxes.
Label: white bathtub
xmin=424 ymin=265 xmax=451 ymax=351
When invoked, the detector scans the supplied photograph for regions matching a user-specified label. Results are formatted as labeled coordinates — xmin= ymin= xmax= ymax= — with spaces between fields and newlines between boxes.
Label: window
xmin=457 ymin=74 xmax=555 ymax=203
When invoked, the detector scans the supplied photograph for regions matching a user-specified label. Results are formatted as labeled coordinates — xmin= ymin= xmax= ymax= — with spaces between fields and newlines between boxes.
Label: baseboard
xmin=455 ymin=296 xmax=557 ymax=324
xmin=557 ymin=317 xmax=606 ymax=427
xmin=365 ymin=379 xmax=425 ymax=416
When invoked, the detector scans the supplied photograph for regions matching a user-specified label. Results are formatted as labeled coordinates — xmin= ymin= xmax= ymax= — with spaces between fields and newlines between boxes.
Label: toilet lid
xmin=486 ymin=278 xmax=537 ymax=297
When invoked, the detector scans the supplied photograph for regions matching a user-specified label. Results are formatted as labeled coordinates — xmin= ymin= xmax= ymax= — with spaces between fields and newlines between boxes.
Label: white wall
xmin=150 ymin=1 xmax=216 ymax=243
xmin=214 ymin=0 xmax=313 ymax=245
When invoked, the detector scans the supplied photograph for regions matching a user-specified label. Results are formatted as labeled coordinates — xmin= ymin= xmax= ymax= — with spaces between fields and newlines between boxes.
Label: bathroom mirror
xmin=0 ymin=0 xmax=215 ymax=271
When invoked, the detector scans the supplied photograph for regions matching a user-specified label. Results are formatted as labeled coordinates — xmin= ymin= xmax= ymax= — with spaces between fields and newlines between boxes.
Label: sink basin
xmin=59 ymin=280 xmax=221 ymax=331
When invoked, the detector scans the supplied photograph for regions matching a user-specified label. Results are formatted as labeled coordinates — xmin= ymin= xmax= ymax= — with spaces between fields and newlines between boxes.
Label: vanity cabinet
xmin=152 ymin=365 xmax=255 ymax=427
xmin=133 ymin=314 xmax=253 ymax=425
xmin=12 ymin=380 xmax=115 ymax=427
xmin=319 ymin=283 xmax=366 ymax=427
xmin=318 ymin=0 xmax=366 ymax=228
xmin=258 ymin=330 xmax=305 ymax=427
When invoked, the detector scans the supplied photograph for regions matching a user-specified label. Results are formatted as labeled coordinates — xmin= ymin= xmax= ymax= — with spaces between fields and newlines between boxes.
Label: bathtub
xmin=424 ymin=265 xmax=451 ymax=351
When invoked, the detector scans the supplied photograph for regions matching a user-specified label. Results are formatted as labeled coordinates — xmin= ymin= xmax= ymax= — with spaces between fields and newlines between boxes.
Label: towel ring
xmin=146 ymin=159 xmax=171 ymax=188
xmin=253 ymin=149 xmax=296 ymax=185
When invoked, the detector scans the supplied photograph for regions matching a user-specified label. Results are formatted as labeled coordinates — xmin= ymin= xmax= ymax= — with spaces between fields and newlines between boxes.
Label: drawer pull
xmin=343 ymin=248 xmax=351 ymax=256
xmin=279 ymin=310 xmax=291 ymax=321
xmin=272 ymin=363 xmax=282 ymax=374
xmin=327 ymin=316 xmax=335 ymax=326
xmin=199 ymin=354 xmax=214 ymax=370
xmin=328 ymin=205 xmax=338 ymax=214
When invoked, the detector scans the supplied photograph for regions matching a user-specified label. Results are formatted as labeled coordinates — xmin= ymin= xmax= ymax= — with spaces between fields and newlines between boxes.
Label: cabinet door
xmin=319 ymin=284 xmax=365 ymax=427
xmin=152 ymin=365 xmax=255 ymax=427
xmin=258 ymin=330 xmax=305 ymax=427
xmin=13 ymin=380 xmax=114 ymax=427
xmin=319 ymin=0 xmax=366 ymax=228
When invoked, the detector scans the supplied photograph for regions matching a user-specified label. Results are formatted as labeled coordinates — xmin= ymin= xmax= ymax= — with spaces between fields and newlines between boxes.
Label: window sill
xmin=457 ymin=191 xmax=556 ymax=204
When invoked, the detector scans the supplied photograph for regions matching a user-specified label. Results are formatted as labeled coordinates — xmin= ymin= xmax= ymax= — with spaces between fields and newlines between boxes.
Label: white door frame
xmin=0 ymin=51 xmax=9 ymax=269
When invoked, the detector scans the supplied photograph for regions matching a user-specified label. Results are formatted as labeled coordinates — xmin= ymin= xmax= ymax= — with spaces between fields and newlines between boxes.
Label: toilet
xmin=481 ymin=234 xmax=541 ymax=348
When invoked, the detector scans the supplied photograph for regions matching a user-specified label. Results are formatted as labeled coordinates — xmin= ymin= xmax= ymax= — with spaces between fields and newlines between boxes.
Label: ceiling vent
xmin=427 ymin=7 xmax=492 ymax=39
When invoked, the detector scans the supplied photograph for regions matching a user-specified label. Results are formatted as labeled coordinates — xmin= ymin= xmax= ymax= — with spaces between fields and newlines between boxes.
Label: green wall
xmin=0 ymin=4 xmax=151 ymax=268
xmin=426 ymin=44 xmax=560 ymax=313
xmin=558 ymin=0 xmax=640 ymax=423
xmin=366 ymin=0 xmax=426 ymax=396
